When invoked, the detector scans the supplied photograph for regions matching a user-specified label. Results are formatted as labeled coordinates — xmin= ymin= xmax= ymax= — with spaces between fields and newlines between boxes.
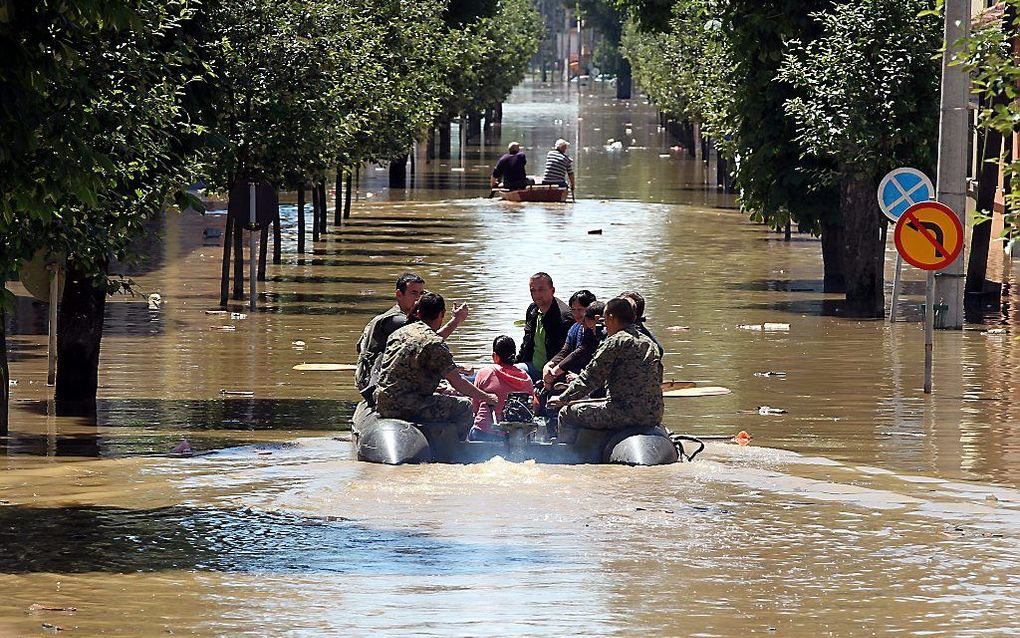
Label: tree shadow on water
xmin=0 ymin=505 xmax=555 ymax=576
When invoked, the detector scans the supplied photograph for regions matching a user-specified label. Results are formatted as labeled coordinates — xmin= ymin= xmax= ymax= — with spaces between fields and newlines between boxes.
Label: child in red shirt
xmin=469 ymin=336 xmax=536 ymax=442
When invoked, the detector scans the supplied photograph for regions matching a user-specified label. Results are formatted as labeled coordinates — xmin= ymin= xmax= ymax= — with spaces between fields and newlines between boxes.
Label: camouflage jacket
xmin=373 ymin=321 xmax=458 ymax=406
xmin=559 ymin=325 xmax=663 ymax=417
xmin=355 ymin=304 xmax=405 ymax=393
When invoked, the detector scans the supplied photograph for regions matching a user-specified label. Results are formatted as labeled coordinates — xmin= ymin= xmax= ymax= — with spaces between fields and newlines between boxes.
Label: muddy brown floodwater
xmin=3 ymin=81 xmax=1019 ymax=637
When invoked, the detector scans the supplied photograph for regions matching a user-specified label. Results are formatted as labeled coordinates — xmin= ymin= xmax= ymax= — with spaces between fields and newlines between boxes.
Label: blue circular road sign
xmin=878 ymin=168 xmax=934 ymax=222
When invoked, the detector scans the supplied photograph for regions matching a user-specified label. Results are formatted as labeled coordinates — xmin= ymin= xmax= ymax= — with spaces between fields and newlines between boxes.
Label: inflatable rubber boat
xmin=351 ymin=401 xmax=703 ymax=466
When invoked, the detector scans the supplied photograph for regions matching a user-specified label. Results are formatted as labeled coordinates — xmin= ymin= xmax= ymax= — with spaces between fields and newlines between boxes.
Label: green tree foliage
xmin=778 ymin=0 xmax=941 ymax=183
xmin=621 ymin=0 xmax=733 ymax=142
xmin=777 ymin=0 xmax=940 ymax=316
xmin=438 ymin=0 xmax=543 ymax=123
xmin=960 ymin=1 xmax=1020 ymax=233
xmin=722 ymin=0 xmax=840 ymax=237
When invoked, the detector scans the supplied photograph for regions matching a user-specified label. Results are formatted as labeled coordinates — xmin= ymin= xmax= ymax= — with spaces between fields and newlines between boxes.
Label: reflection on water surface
xmin=2 ymin=81 xmax=1019 ymax=636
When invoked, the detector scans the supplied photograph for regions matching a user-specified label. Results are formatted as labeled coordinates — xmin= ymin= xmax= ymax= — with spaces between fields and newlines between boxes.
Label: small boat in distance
xmin=497 ymin=184 xmax=570 ymax=203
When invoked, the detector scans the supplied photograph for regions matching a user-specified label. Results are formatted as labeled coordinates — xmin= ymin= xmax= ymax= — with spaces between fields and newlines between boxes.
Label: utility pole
xmin=933 ymin=0 xmax=971 ymax=329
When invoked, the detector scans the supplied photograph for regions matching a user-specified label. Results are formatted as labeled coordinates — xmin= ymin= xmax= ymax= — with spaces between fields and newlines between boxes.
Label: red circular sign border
xmin=893 ymin=201 xmax=964 ymax=271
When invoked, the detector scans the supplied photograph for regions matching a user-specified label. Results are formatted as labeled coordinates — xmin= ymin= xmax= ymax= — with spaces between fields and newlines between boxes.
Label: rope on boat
xmin=669 ymin=433 xmax=706 ymax=462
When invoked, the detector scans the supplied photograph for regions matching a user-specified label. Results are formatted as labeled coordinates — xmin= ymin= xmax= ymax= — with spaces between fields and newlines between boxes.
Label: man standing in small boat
xmin=541 ymin=139 xmax=575 ymax=192
xmin=374 ymin=292 xmax=497 ymax=436
xmin=548 ymin=297 xmax=664 ymax=437
xmin=516 ymin=272 xmax=574 ymax=382
xmin=355 ymin=273 xmax=467 ymax=401
xmin=490 ymin=141 xmax=533 ymax=191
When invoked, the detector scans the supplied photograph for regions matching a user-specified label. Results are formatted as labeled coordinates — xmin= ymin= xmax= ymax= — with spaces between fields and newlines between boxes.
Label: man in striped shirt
xmin=542 ymin=138 xmax=575 ymax=191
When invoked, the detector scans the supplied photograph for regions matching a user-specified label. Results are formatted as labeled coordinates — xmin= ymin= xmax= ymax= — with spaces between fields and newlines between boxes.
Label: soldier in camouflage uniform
xmin=374 ymin=292 xmax=497 ymax=437
xmin=552 ymin=297 xmax=663 ymax=432
xmin=355 ymin=273 xmax=467 ymax=401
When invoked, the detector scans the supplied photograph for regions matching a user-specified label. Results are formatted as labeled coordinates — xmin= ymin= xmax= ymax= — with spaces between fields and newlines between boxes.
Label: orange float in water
xmin=733 ymin=431 xmax=752 ymax=446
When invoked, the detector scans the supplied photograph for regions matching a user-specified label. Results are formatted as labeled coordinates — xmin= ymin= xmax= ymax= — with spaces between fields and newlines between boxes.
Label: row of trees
xmin=621 ymin=0 xmax=947 ymax=316
xmin=0 ymin=0 xmax=543 ymax=428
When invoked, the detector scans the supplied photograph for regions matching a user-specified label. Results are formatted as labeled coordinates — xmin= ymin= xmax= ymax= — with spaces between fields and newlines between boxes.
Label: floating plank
xmin=663 ymin=386 xmax=731 ymax=398
xmin=292 ymin=363 xmax=357 ymax=372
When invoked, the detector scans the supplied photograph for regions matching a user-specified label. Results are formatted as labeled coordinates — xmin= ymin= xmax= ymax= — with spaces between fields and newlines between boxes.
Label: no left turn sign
xmin=893 ymin=201 xmax=964 ymax=271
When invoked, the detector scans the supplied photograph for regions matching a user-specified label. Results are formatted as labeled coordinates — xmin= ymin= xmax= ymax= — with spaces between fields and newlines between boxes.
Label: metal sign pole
xmin=924 ymin=271 xmax=935 ymax=394
xmin=888 ymin=254 xmax=903 ymax=323
xmin=248 ymin=183 xmax=257 ymax=310
xmin=46 ymin=266 xmax=58 ymax=387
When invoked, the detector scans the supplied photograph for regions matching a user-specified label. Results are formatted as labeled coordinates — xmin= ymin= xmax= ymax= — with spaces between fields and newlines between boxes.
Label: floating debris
xmin=8 ymin=379 xmax=17 ymax=387
xmin=753 ymin=371 xmax=787 ymax=378
xmin=664 ymin=386 xmax=731 ymax=398
xmin=229 ymin=312 xmax=247 ymax=320
xmin=358 ymin=289 xmax=376 ymax=296
xmin=29 ymin=605 xmax=77 ymax=614
xmin=292 ymin=363 xmax=356 ymax=371
xmin=146 ymin=293 xmax=163 ymax=309
xmin=256 ymin=450 xmax=273 ymax=456
xmin=41 ymin=622 xmax=71 ymax=632
xmin=219 ymin=390 xmax=254 ymax=397
xmin=588 ymin=229 xmax=603 ymax=235
xmin=732 ymin=431 xmax=752 ymax=446
xmin=984 ymin=328 xmax=1007 ymax=335
xmin=170 ymin=440 xmax=192 ymax=455
xmin=211 ymin=325 xmax=236 ymax=332
xmin=666 ymin=325 xmax=689 ymax=332
xmin=291 ymin=340 xmax=306 ymax=347
xmin=739 ymin=323 xmax=790 ymax=332
xmin=757 ymin=406 xmax=787 ymax=415
xmin=205 ymin=310 xmax=228 ymax=316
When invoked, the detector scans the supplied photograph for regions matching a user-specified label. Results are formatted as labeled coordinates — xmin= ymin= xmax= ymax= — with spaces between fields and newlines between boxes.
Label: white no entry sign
xmin=878 ymin=168 xmax=934 ymax=222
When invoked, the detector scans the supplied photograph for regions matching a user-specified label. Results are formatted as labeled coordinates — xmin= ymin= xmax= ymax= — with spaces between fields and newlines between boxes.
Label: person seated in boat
xmin=516 ymin=272 xmax=575 ymax=382
xmin=547 ymin=297 xmax=664 ymax=439
xmin=373 ymin=292 xmax=497 ymax=437
xmin=467 ymin=335 xmax=536 ymax=442
xmin=355 ymin=273 xmax=468 ymax=401
xmin=542 ymin=292 xmax=601 ymax=389
xmin=490 ymin=141 xmax=533 ymax=191
xmin=618 ymin=290 xmax=663 ymax=356
xmin=541 ymin=138 xmax=575 ymax=191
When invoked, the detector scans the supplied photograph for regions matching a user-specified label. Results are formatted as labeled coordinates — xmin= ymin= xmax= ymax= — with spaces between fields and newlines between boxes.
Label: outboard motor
xmin=498 ymin=392 xmax=537 ymax=462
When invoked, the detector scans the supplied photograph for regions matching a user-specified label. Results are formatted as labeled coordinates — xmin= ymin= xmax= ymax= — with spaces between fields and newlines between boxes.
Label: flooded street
xmin=3 ymin=81 xmax=1020 ymax=636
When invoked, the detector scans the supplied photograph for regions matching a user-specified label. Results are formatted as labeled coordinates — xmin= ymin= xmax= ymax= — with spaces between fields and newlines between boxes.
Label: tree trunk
xmin=257 ymin=222 xmax=269 ymax=281
xmin=314 ymin=179 xmax=322 ymax=233
xmin=344 ymin=172 xmax=353 ymax=219
xmin=55 ymin=263 xmax=107 ymax=416
xmin=493 ymin=102 xmax=503 ymax=125
xmin=389 ymin=155 xmax=408 ymax=188
xmin=272 ymin=201 xmax=281 ymax=265
xmin=966 ymin=94 xmax=1005 ymax=303
xmin=297 ymin=184 xmax=306 ymax=253
xmin=466 ymin=113 xmax=482 ymax=145
xmin=426 ymin=128 xmax=436 ymax=161
xmin=232 ymin=209 xmax=244 ymax=300
xmin=821 ymin=216 xmax=846 ymax=293
xmin=220 ymin=198 xmax=234 ymax=306
xmin=840 ymin=173 xmax=885 ymax=317
xmin=439 ymin=121 xmax=452 ymax=159
xmin=334 ymin=168 xmax=343 ymax=226
xmin=616 ymin=56 xmax=632 ymax=99
xmin=311 ymin=181 xmax=320 ymax=243
xmin=1 ymin=308 xmax=8 ymax=436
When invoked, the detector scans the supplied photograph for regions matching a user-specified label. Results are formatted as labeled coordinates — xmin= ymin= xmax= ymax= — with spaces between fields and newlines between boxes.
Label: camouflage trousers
xmin=559 ymin=399 xmax=659 ymax=431
xmin=376 ymin=393 xmax=473 ymax=433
